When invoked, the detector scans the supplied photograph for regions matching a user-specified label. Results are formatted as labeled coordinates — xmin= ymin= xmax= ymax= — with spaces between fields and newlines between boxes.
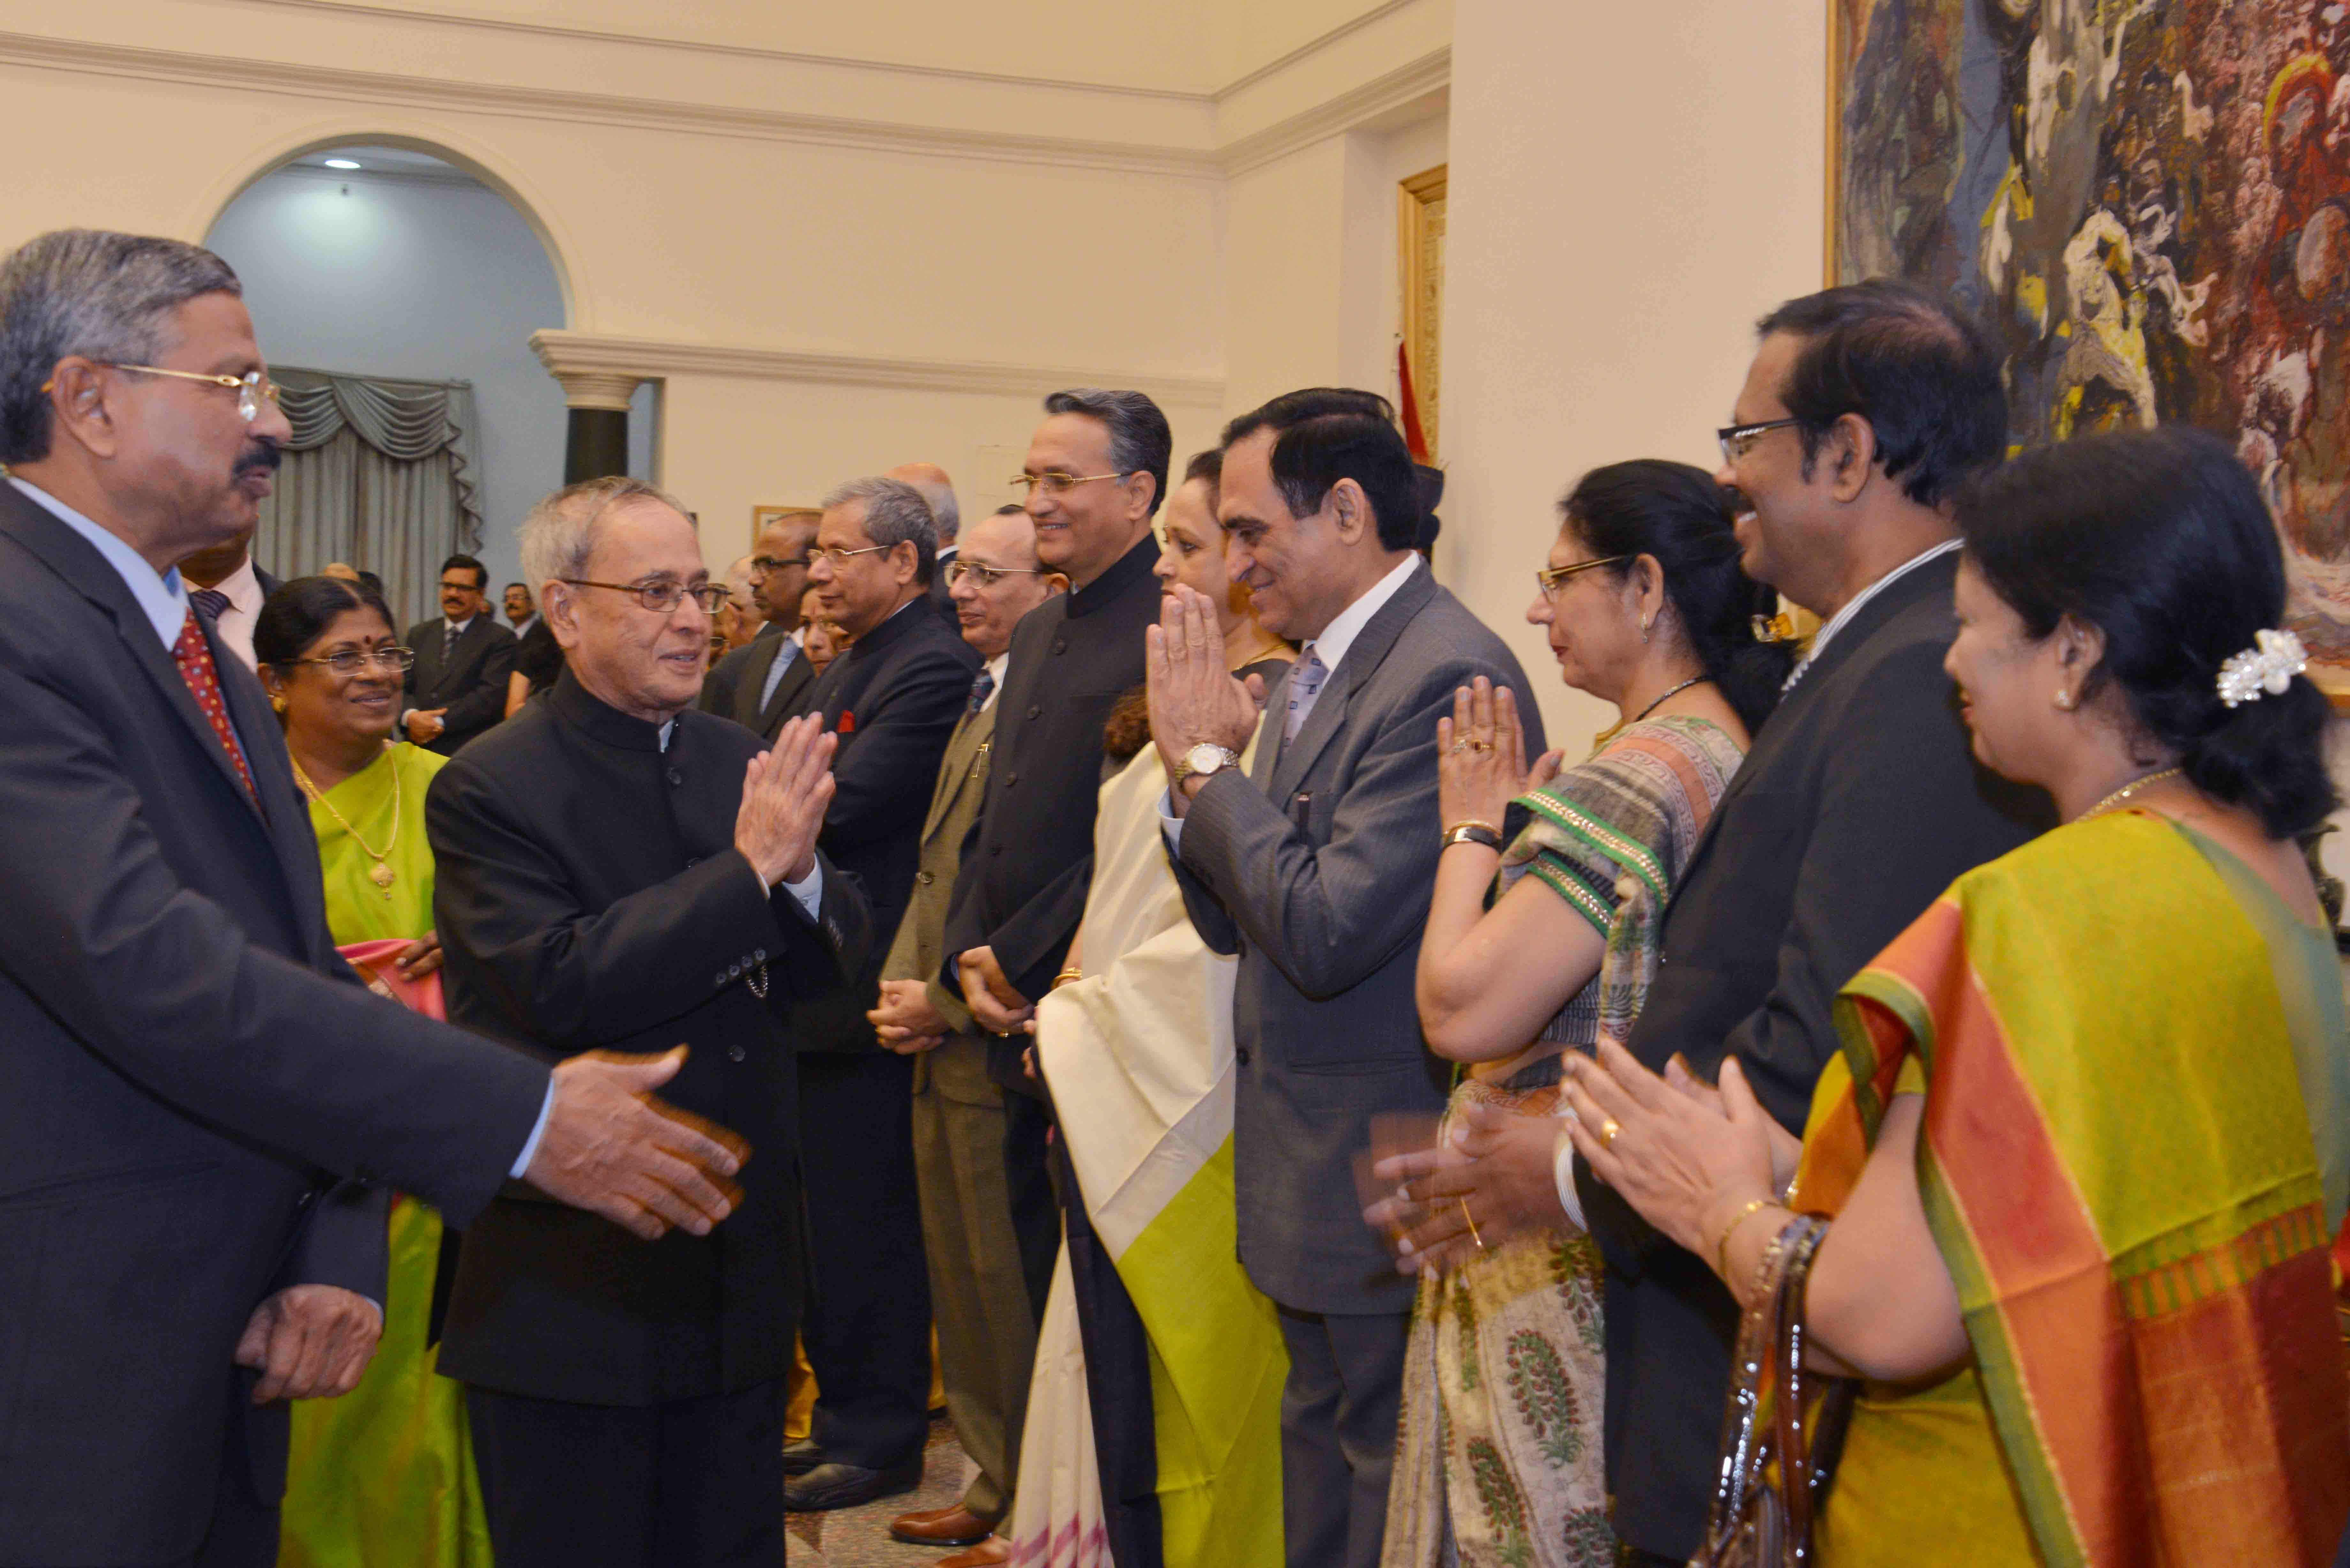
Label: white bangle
xmin=1551 ymin=1117 xmax=1587 ymax=1232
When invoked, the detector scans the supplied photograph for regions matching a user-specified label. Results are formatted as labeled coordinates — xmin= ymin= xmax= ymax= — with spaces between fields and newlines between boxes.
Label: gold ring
xmin=1461 ymin=1198 xmax=1484 ymax=1251
xmin=1599 ymin=1117 xmax=1622 ymax=1150
xmin=1470 ymin=739 xmax=1494 ymax=753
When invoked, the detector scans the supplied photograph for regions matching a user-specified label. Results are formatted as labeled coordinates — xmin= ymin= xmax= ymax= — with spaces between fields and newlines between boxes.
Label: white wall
xmin=204 ymin=164 xmax=569 ymax=592
xmin=1438 ymin=0 xmax=1825 ymax=750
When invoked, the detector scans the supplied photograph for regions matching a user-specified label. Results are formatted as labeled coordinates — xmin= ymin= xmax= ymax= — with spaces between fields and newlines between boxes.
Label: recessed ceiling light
xmin=322 ymin=158 xmax=362 ymax=170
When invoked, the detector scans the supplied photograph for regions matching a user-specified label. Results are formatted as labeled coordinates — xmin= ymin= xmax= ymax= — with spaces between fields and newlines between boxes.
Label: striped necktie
xmin=967 ymin=666 xmax=996 ymax=716
xmin=190 ymin=587 xmax=231 ymax=622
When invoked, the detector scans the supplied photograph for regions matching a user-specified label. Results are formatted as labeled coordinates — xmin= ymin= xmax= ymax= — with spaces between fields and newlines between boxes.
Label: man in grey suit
xmin=701 ymin=507 xmax=817 ymax=738
xmin=0 ymin=228 xmax=747 ymax=1568
xmin=870 ymin=505 xmax=1064 ymax=1562
xmin=1148 ymin=390 xmax=1545 ymax=1568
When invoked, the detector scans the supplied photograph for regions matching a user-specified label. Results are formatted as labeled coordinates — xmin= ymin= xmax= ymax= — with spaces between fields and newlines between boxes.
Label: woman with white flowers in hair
xmin=1559 ymin=427 xmax=2350 ymax=1566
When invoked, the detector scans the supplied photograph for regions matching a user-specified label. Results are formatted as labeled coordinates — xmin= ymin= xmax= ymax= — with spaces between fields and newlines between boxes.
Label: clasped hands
xmin=1363 ymin=1040 xmax=1798 ymax=1276
xmin=735 ymin=712 xmax=836 ymax=886
xmin=1439 ymin=677 xmax=1563 ymax=832
xmin=1146 ymin=584 xmax=1263 ymax=817
xmin=870 ymin=978 xmax=950 ymax=1055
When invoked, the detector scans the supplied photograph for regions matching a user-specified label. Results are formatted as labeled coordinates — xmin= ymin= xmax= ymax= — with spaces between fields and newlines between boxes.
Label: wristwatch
xmin=1171 ymin=741 xmax=1241 ymax=788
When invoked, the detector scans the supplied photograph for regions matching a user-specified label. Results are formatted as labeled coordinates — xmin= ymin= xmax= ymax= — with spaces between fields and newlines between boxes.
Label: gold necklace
xmin=291 ymin=745 xmax=401 ymax=898
xmin=1225 ymin=631 xmax=1288 ymax=672
xmin=2079 ymin=765 xmax=2183 ymax=822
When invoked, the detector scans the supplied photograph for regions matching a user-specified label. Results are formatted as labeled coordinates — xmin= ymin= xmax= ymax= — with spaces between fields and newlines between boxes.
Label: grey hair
xmin=1042 ymin=387 xmax=1172 ymax=517
xmin=0 ymin=230 xmax=243 ymax=464
xmin=519 ymin=475 xmax=692 ymax=590
xmin=899 ymin=473 xmax=959 ymax=543
xmin=822 ymin=475 xmax=938 ymax=586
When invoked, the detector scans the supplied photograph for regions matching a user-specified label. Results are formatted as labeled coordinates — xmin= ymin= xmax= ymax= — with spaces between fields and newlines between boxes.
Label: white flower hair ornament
xmin=2216 ymin=628 xmax=2308 ymax=709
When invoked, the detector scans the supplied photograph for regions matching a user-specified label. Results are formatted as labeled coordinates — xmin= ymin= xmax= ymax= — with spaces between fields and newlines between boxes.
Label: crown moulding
xmin=0 ymin=31 xmax=1446 ymax=181
xmin=531 ymin=330 xmax=1226 ymax=409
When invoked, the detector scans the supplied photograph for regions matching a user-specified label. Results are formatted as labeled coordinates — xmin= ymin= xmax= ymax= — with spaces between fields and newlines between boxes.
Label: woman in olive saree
xmin=1561 ymin=432 xmax=2350 ymax=1566
xmin=257 ymin=576 xmax=493 ymax=1568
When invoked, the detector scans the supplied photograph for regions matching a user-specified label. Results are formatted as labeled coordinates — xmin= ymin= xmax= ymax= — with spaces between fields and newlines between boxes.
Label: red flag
xmin=1397 ymin=342 xmax=1431 ymax=463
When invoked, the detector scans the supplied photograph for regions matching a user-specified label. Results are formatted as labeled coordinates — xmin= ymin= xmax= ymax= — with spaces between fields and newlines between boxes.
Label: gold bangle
xmin=1442 ymin=820 xmax=1504 ymax=852
xmin=1052 ymin=967 xmax=1083 ymax=988
xmin=1712 ymin=1196 xmax=1775 ymax=1278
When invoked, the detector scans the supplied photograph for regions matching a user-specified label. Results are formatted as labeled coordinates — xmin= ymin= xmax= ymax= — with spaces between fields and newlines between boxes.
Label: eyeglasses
xmin=1717 ymin=417 xmax=1802 ymax=464
xmin=944 ymin=558 xmax=1047 ymax=589
xmin=749 ymin=554 xmax=812 ymax=575
xmin=286 ymin=645 xmax=416 ymax=675
xmin=1007 ymin=470 xmax=1132 ymax=498
xmin=1534 ymin=555 xmax=1627 ymax=599
xmin=808 ymin=543 xmax=896 ymax=569
xmin=560 ymin=578 xmax=730 ymax=614
xmin=47 ymin=364 xmax=283 ymax=423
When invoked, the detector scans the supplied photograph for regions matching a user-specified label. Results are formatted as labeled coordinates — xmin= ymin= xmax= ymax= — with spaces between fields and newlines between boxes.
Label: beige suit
xmin=882 ymin=698 xmax=1037 ymax=1523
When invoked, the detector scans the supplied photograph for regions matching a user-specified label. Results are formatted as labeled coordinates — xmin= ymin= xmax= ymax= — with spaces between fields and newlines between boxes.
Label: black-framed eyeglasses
xmin=1717 ymin=417 xmax=1803 ymax=464
xmin=944 ymin=558 xmax=1047 ymax=589
xmin=286 ymin=645 xmax=416 ymax=675
xmin=1008 ymin=470 xmax=1133 ymax=498
xmin=1534 ymin=555 xmax=1627 ymax=600
xmin=560 ymin=578 xmax=729 ymax=614
xmin=749 ymin=554 xmax=812 ymax=575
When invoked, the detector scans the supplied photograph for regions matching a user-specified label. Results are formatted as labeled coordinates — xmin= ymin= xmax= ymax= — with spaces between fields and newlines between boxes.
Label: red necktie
xmin=172 ymin=606 xmax=257 ymax=800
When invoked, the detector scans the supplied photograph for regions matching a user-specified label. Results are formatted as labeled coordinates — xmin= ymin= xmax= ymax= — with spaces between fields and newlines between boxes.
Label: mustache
xmin=234 ymin=437 xmax=282 ymax=477
xmin=1721 ymin=484 xmax=1755 ymax=516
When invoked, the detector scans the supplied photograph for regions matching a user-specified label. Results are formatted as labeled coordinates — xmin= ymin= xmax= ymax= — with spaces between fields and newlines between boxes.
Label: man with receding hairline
xmin=886 ymin=459 xmax=965 ymax=630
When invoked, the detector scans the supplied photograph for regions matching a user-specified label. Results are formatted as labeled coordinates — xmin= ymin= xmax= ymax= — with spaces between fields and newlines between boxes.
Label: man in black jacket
xmin=944 ymin=388 xmax=1172 ymax=1567
xmin=0 ymin=228 xmax=746 ymax=1568
xmin=1379 ymin=282 xmax=2052 ymax=1566
xmin=428 ymin=476 xmax=868 ymax=1566
xmin=781 ymin=474 xmax=980 ymax=1513
xmin=701 ymin=507 xmax=816 ymax=738
xmin=401 ymin=551 xmax=515 ymax=752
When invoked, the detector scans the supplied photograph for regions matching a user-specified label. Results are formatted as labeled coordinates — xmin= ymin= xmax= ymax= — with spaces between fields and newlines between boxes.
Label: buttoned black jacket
xmin=426 ymin=671 xmax=870 ymax=1404
xmin=941 ymin=532 xmax=1161 ymax=1005
xmin=782 ymin=594 xmax=978 ymax=1052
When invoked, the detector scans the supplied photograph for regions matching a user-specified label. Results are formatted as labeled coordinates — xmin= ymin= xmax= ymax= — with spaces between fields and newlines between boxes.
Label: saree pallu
xmin=1007 ymin=746 xmax=1288 ymax=1568
xmin=1804 ymin=811 xmax=2350 ymax=1568
xmin=1384 ymin=716 xmax=1742 ymax=1568
xmin=279 ymin=743 xmax=493 ymax=1568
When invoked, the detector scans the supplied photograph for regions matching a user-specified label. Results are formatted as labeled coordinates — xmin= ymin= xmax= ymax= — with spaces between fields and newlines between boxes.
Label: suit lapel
xmin=922 ymin=705 xmax=993 ymax=841
xmin=1270 ymin=569 xmax=1437 ymax=799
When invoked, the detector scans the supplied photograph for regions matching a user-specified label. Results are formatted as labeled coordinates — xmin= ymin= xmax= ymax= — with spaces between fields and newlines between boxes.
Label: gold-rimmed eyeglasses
xmin=560 ymin=578 xmax=730 ymax=614
xmin=1007 ymin=470 xmax=1132 ymax=498
xmin=807 ymin=543 xmax=896 ymax=570
xmin=284 ymin=645 xmax=416 ymax=675
xmin=43 ymin=364 xmax=283 ymax=424
xmin=1534 ymin=555 xmax=1627 ymax=600
xmin=944 ymin=558 xmax=1047 ymax=589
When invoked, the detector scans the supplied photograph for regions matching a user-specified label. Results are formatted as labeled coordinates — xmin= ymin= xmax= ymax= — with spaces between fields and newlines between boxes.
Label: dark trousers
xmin=466 ymin=1380 xmax=784 ymax=1568
xmin=1050 ymin=1128 xmax=1164 ymax=1568
xmin=1000 ymin=1083 xmax=1061 ymax=1321
xmin=797 ymin=1048 xmax=931 ymax=1467
xmin=1275 ymin=1305 xmax=1411 ymax=1568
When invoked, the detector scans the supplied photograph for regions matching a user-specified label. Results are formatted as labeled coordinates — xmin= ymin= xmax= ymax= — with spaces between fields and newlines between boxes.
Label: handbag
xmin=1688 ymin=1213 xmax=1855 ymax=1567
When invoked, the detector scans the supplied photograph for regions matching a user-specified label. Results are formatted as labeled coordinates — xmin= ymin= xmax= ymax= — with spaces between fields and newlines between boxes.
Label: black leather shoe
xmin=781 ymin=1437 xmax=828 ymax=1477
xmin=784 ymin=1455 xmax=924 ymax=1513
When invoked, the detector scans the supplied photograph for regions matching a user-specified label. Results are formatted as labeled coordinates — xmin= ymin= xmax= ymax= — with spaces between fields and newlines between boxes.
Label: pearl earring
xmin=1640 ymin=617 xmax=1652 ymax=644
xmin=2053 ymin=690 xmax=2074 ymax=711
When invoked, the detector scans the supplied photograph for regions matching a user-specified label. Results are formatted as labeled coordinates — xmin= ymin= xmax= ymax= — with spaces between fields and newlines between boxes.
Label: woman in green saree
xmin=1563 ymin=428 xmax=2350 ymax=1566
xmin=255 ymin=575 xmax=494 ymax=1568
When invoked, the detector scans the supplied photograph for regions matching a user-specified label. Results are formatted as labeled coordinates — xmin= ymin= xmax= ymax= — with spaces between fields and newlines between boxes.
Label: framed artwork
xmin=1829 ymin=1 xmax=2350 ymax=702
xmin=1399 ymin=163 xmax=1448 ymax=459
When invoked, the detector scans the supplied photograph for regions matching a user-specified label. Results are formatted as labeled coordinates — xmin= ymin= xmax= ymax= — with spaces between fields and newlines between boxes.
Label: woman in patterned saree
xmin=1378 ymin=461 xmax=1791 ymax=1568
xmin=1565 ymin=428 xmax=2350 ymax=1566
xmin=255 ymin=575 xmax=494 ymax=1568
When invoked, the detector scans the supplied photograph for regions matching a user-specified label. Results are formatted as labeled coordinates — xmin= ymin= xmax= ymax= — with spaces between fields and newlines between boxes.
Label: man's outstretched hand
xmin=525 ymin=1047 xmax=749 ymax=1241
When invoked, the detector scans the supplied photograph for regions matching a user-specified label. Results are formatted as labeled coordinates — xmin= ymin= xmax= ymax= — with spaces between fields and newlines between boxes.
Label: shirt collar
xmin=445 ymin=614 xmax=474 ymax=634
xmin=1781 ymin=538 xmax=1960 ymax=693
xmin=1065 ymin=531 xmax=1160 ymax=620
xmin=1300 ymin=553 xmax=1421 ymax=679
xmin=205 ymin=554 xmax=262 ymax=613
xmin=7 ymin=476 xmax=187 ymax=648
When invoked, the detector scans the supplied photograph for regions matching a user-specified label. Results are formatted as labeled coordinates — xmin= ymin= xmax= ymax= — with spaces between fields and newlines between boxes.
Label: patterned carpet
xmin=789 ymin=1415 xmax=984 ymax=1567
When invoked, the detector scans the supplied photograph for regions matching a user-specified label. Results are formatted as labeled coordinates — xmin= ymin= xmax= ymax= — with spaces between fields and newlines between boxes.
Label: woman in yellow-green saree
xmin=1563 ymin=430 xmax=2350 ymax=1567
xmin=255 ymin=575 xmax=493 ymax=1568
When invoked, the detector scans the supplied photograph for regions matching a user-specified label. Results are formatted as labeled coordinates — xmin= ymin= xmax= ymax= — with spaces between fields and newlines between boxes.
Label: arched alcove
xmin=201 ymin=138 xmax=645 ymax=599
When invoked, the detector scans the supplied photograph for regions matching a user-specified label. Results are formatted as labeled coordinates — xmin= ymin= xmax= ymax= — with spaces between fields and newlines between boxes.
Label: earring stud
xmin=2053 ymin=690 xmax=2074 ymax=711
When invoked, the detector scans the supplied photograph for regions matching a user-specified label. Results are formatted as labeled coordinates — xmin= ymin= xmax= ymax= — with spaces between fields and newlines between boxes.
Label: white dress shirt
xmin=979 ymin=651 xmax=1007 ymax=712
xmin=1160 ymin=552 xmax=1424 ymax=848
xmin=193 ymin=554 xmax=265 ymax=671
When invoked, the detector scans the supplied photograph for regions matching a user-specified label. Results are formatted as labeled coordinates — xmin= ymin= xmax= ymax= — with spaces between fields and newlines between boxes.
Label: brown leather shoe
xmin=888 ymin=1505 xmax=993 ymax=1547
xmin=936 ymin=1538 xmax=1011 ymax=1568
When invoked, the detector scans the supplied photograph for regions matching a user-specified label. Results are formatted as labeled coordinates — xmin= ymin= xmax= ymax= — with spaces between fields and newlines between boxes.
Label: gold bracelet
xmin=1052 ymin=967 xmax=1083 ymax=988
xmin=1712 ymin=1197 xmax=1775 ymax=1279
xmin=1442 ymin=819 xmax=1504 ymax=851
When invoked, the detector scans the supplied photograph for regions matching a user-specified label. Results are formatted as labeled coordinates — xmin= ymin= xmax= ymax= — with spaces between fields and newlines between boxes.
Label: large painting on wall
xmin=1830 ymin=1 xmax=2350 ymax=698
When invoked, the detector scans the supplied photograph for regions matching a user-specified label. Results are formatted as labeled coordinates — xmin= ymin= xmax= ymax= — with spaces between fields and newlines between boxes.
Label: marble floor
xmin=789 ymin=1416 xmax=986 ymax=1567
